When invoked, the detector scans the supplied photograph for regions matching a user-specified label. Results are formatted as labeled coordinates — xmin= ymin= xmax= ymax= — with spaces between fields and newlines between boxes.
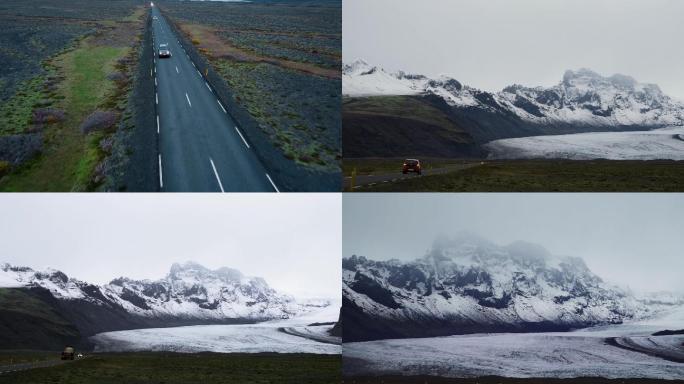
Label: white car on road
xmin=158 ymin=43 xmax=171 ymax=58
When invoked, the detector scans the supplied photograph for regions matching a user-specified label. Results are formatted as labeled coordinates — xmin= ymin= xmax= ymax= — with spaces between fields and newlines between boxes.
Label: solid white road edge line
xmin=205 ymin=82 xmax=211 ymax=91
xmin=209 ymin=158 xmax=225 ymax=192
xmin=158 ymin=155 xmax=163 ymax=188
xmin=235 ymin=127 xmax=250 ymax=149
xmin=185 ymin=93 xmax=191 ymax=107
xmin=217 ymin=100 xmax=226 ymax=113
xmin=265 ymin=174 xmax=279 ymax=192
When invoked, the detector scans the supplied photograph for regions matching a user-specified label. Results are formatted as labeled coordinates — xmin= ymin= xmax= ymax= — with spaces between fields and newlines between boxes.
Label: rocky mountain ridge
xmin=1 ymin=261 xmax=317 ymax=321
xmin=343 ymin=60 xmax=684 ymax=148
xmin=342 ymin=233 xmax=681 ymax=341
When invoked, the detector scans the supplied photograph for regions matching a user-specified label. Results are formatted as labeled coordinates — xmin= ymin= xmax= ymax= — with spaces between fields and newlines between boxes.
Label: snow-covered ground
xmin=281 ymin=325 xmax=340 ymax=345
xmin=485 ymin=126 xmax=684 ymax=160
xmin=344 ymin=305 xmax=684 ymax=379
xmin=91 ymin=303 xmax=341 ymax=355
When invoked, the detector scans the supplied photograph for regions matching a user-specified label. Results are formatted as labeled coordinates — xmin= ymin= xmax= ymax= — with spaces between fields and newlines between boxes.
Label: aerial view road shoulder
xmin=0 ymin=0 xmax=341 ymax=191
xmin=342 ymin=0 xmax=684 ymax=192
xmin=0 ymin=194 xmax=341 ymax=383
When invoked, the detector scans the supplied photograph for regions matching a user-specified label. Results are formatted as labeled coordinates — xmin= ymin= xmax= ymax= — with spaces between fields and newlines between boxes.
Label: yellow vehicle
xmin=61 ymin=346 xmax=75 ymax=360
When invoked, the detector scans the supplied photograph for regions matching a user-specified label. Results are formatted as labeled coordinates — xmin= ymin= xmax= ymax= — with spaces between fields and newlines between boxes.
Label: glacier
xmin=91 ymin=304 xmax=341 ymax=354
xmin=343 ymin=305 xmax=684 ymax=379
xmin=485 ymin=126 xmax=684 ymax=160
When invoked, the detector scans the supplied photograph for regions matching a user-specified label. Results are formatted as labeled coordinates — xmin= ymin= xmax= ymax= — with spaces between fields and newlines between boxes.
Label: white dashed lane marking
xmin=235 ymin=127 xmax=250 ymax=149
xmin=209 ymin=158 xmax=225 ymax=192
xmin=265 ymin=174 xmax=279 ymax=193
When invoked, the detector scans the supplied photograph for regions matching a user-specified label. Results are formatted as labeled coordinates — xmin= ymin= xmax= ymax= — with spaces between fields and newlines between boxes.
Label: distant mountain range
xmin=0 ymin=262 xmax=332 ymax=349
xmin=342 ymin=60 xmax=684 ymax=158
xmin=342 ymin=233 xmax=683 ymax=342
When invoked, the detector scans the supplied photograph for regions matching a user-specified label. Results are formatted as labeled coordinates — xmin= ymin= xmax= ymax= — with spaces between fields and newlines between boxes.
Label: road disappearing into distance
xmin=151 ymin=6 xmax=278 ymax=192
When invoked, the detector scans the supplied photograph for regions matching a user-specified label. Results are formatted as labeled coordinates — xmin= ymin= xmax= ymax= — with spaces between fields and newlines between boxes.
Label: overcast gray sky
xmin=0 ymin=194 xmax=341 ymax=299
xmin=343 ymin=0 xmax=684 ymax=100
xmin=343 ymin=194 xmax=684 ymax=294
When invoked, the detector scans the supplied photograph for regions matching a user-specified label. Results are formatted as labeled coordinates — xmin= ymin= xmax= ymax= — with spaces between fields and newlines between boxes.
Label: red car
xmin=402 ymin=159 xmax=422 ymax=175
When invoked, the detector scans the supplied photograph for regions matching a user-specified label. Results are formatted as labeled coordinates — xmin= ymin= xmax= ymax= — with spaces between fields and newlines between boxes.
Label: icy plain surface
xmin=485 ymin=126 xmax=684 ymax=160
xmin=344 ymin=306 xmax=684 ymax=379
xmin=91 ymin=303 xmax=341 ymax=355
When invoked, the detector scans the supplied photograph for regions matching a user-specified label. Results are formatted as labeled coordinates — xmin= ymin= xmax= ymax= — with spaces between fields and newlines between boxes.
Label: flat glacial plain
xmin=92 ymin=304 xmax=341 ymax=355
xmin=485 ymin=126 xmax=684 ymax=160
xmin=343 ymin=306 xmax=684 ymax=379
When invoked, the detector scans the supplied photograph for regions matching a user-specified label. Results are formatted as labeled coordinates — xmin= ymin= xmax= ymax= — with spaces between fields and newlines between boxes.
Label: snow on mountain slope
xmin=342 ymin=59 xmax=429 ymax=96
xmin=343 ymin=233 xmax=676 ymax=341
xmin=1 ymin=263 xmax=90 ymax=299
xmin=485 ymin=126 xmax=684 ymax=160
xmin=499 ymin=69 xmax=684 ymax=127
xmin=101 ymin=261 xmax=306 ymax=320
xmin=0 ymin=264 xmax=33 ymax=288
xmin=0 ymin=262 xmax=328 ymax=322
xmin=343 ymin=60 xmax=684 ymax=129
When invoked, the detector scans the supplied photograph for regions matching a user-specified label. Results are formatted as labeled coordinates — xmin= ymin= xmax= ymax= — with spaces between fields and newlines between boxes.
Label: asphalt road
xmin=151 ymin=7 xmax=277 ymax=192
xmin=345 ymin=163 xmax=480 ymax=189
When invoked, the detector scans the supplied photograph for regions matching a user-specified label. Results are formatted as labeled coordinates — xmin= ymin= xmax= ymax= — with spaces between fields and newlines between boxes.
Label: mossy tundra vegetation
xmin=0 ymin=351 xmax=341 ymax=384
xmin=158 ymin=0 xmax=341 ymax=172
xmin=0 ymin=0 xmax=145 ymax=191
xmin=351 ymin=159 xmax=684 ymax=192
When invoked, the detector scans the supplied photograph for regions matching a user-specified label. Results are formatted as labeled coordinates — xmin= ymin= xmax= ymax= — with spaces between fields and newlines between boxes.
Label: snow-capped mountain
xmin=0 ymin=261 xmax=319 ymax=321
xmin=342 ymin=59 xmax=433 ymax=97
xmin=343 ymin=60 xmax=684 ymax=131
xmin=500 ymin=69 xmax=683 ymax=127
xmin=0 ymin=263 xmax=98 ymax=300
xmin=342 ymin=233 xmax=679 ymax=342
xmin=104 ymin=262 xmax=305 ymax=320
